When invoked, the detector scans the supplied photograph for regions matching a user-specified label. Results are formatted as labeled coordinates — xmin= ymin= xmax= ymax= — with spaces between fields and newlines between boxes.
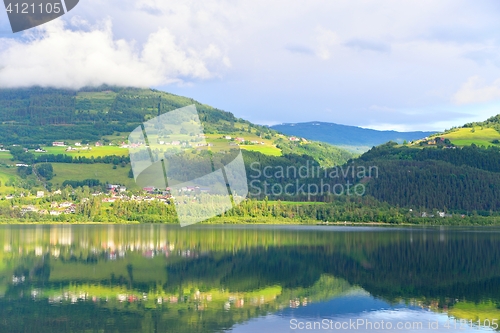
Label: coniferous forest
xmin=1 ymin=87 xmax=500 ymax=224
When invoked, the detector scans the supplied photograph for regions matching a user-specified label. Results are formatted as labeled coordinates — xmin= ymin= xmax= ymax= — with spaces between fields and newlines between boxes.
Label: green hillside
xmin=410 ymin=114 xmax=500 ymax=148
xmin=354 ymin=142 xmax=500 ymax=212
xmin=438 ymin=127 xmax=500 ymax=147
xmin=0 ymin=86 xmax=353 ymax=165
xmin=50 ymin=163 xmax=137 ymax=190
xmin=0 ymin=86 xmax=355 ymax=193
xmin=3 ymin=86 xmax=500 ymax=221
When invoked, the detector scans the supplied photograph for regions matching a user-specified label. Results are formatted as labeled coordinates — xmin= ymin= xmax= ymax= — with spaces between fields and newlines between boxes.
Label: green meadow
xmin=51 ymin=163 xmax=138 ymax=189
xmin=440 ymin=127 xmax=500 ymax=147
xmin=448 ymin=301 xmax=500 ymax=322
xmin=0 ymin=168 xmax=17 ymax=194
xmin=36 ymin=145 xmax=129 ymax=157
xmin=0 ymin=151 xmax=13 ymax=160
xmin=239 ymin=145 xmax=281 ymax=156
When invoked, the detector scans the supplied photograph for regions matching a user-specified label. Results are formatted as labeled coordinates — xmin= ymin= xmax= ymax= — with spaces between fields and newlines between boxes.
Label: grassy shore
xmin=0 ymin=216 xmax=496 ymax=226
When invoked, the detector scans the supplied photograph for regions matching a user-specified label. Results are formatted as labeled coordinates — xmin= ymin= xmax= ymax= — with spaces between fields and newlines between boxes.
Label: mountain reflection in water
xmin=0 ymin=224 xmax=499 ymax=333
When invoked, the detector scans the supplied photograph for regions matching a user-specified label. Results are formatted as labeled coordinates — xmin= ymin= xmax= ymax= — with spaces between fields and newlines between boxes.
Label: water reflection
xmin=0 ymin=225 xmax=499 ymax=332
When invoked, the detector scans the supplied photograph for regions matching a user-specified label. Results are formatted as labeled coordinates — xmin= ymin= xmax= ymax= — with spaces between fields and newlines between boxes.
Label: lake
xmin=0 ymin=224 xmax=499 ymax=332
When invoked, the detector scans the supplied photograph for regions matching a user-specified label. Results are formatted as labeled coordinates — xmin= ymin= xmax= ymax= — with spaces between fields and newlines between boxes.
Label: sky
xmin=2 ymin=0 xmax=500 ymax=131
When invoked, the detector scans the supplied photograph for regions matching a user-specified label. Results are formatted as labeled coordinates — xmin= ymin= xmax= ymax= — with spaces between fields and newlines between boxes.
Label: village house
xmin=36 ymin=191 xmax=44 ymax=198
xmin=64 ymin=207 xmax=76 ymax=214
xmin=143 ymin=187 xmax=155 ymax=193
xmin=106 ymin=184 xmax=120 ymax=191
xmin=52 ymin=141 xmax=65 ymax=147
xmin=21 ymin=205 xmax=38 ymax=214
xmin=438 ymin=211 xmax=453 ymax=218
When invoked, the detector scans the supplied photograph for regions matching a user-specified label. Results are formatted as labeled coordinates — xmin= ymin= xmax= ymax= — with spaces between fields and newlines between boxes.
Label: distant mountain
xmin=271 ymin=122 xmax=436 ymax=152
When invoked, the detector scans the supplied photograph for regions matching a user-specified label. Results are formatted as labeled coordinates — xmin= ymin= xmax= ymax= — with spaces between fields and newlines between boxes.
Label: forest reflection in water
xmin=0 ymin=224 xmax=499 ymax=332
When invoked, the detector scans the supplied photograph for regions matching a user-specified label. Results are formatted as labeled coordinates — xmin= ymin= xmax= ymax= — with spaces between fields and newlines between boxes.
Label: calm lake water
xmin=0 ymin=224 xmax=499 ymax=333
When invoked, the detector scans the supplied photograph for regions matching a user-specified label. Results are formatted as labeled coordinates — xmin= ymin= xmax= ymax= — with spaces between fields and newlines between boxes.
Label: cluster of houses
xmin=223 ymin=136 xmax=266 ymax=145
xmin=65 ymin=146 xmax=91 ymax=152
xmin=11 ymin=183 xmax=180 ymax=216
xmin=121 ymin=141 xmax=202 ymax=148
xmin=420 ymin=211 xmax=454 ymax=218
xmin=413 ymin=137 xmax=456 ymax=148
xmin=52 ymin=141 xmax=113 ymax=148
xmin=20 ymin=201 xmax=77 ymax=216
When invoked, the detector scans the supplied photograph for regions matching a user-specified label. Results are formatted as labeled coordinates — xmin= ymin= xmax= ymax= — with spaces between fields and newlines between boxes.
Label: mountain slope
xmin=0 ymin=86 xmax=355 ymax=179
xmin=353 ymin=142 xmax=500 ymax=212
xmin=271 ymin=122 xmax=435 ymax=152
xmin=421 ymin=115 xmax=500 ymax=147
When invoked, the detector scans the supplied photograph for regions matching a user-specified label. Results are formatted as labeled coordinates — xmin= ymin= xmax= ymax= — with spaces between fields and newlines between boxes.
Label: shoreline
xmin=0 ymin=219 xmax=494 ymax=227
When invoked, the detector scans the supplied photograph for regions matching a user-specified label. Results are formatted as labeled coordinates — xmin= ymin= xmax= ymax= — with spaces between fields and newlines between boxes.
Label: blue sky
xmin=2 ymin=0 xmax=500 ymax=131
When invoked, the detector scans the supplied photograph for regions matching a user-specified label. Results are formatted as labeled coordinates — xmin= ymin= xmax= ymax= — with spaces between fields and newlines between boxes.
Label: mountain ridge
xmin=271 ymin=121 xmax=436 ymax=152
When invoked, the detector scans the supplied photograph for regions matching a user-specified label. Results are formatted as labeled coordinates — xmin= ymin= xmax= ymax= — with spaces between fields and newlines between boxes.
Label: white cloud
xmin=2 ymin=0 xmax=500 ymax=129
xmin=0 ymin=19 xmax=229 ymax=89
xmin=315 ymin=27 xmax=341 ymax=60
xmin=452 ymin=76 xmax=500 ymax=105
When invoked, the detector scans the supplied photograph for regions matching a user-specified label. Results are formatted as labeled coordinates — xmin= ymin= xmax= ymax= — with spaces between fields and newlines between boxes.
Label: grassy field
xmin=448 ymin=301 xmax=500 ymax=322
xmin=0 ymin=151 xmax=13 ymax=160
xmin=33 ymin=132 xmax=282 ymax=158
xmin=51 ymin=163 xmax=138 ymax=189
xmin=239 ymin=145 xmax=281 ymax=156
xmin=0 ymin=167 xmax=17 ymax=194
xmin=0 ymin=151 xmax=15 ymax=165
xmin=204 ymin=133 xmax=282 ymax=156
xmin=36 ymin=146 xmax=129 ymax=157
xmin=440 ymin=127 xmax=500 ymax=147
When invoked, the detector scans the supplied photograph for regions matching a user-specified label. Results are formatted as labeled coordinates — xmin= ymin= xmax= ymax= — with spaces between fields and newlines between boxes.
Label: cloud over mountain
xmin=0 ymin=19 xmax=229 ymax=89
